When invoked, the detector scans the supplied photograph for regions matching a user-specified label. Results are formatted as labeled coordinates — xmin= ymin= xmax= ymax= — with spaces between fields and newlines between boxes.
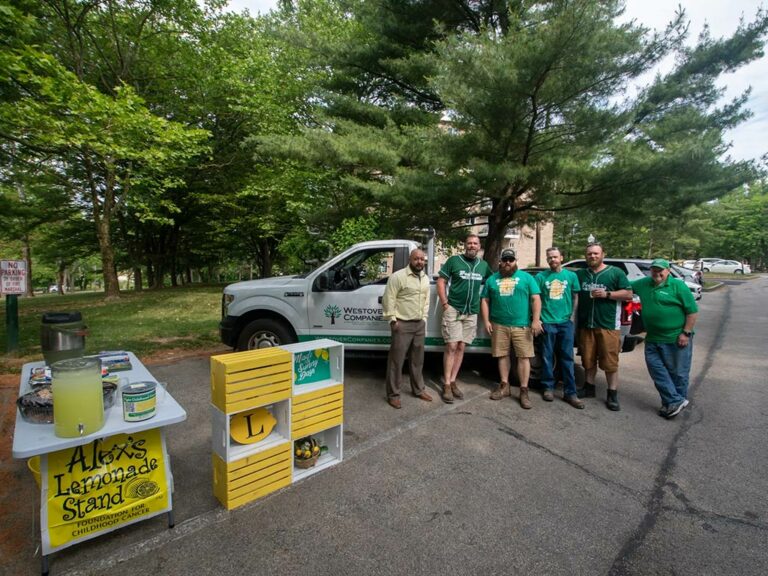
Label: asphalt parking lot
xmin=2 ymin=276 xmax=767 ymax=576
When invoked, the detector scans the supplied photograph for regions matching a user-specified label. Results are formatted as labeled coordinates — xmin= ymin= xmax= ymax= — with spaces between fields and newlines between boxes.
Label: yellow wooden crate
xmin=211 ymin=348 xmax=292 ymax=413
xmin=212 ymin=442 xmax=292 ymax=510
xmin=291 ymin=384 xmax=344 ymax=439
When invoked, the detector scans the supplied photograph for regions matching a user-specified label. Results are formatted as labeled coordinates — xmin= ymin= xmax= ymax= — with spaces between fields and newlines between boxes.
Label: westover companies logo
xmin=324 ymin=304 xmax=342 ymax=324
xmin=322 ymin=304 xmax=384 ymax=324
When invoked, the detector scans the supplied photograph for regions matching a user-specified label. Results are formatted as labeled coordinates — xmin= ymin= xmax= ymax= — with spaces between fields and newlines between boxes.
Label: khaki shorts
xmin=441 ymin=306 xmax=478 ymax=344
xmin=579 ymin=328 xmax=620 ymax=373
xmin=491 ymin=324 xmax=534 ymax=358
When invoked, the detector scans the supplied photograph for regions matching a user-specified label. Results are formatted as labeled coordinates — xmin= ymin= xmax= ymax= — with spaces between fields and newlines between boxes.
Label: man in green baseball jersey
xmin=575 ymin=243 xmax=633 ymax=411
xmin=437 ymin=234 xmax=492 ymax=403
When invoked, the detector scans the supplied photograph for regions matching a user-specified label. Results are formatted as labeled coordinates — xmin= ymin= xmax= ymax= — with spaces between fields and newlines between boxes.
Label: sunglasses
xmin=501 ymin=257 xmax=516 ymax=263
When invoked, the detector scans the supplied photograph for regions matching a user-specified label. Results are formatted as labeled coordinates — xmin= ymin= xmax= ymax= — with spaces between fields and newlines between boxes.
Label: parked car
xmin=671 ymin=263 xmax=702 ymax=286
xmin=701 ymin=259 xmax=751 ymax=274
xmin=693 ymin=257 xmax=723 ymax=271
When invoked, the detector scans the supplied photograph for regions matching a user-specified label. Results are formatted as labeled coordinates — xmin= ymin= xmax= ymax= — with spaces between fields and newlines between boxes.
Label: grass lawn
xmin=1 ymin=285 xmax=225 ymax=373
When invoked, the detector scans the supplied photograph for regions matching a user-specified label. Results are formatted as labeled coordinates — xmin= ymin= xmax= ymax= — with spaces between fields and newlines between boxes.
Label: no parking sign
xmin=1 ymin=260 xmax=27 ymax=294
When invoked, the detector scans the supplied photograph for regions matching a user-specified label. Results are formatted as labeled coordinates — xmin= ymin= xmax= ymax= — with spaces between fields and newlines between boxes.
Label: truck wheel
xmin=237 ymin=319 xmax=295 ymax=351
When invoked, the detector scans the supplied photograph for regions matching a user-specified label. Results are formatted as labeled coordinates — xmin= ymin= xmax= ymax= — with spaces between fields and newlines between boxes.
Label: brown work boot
xmin=489 ymin=381 xmax=510 ymax=400
xmin=542 ymin=389 xmax=554 ymax=402
xmin=441 ymin=384 xmax=454 ymax=404
xmin=450 ymin=381 xmax=464 ymax=399
xmin=563 ymin=394 xmax=585 ymax=409
xmin=519 ymin=387 xmax=532 ymax=409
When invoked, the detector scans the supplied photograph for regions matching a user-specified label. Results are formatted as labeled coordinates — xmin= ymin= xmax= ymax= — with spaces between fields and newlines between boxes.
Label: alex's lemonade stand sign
xmin=294 ymin=348 xmax=331 ymax=385
xmin=41 ymin=428 xmax=171 ymax=553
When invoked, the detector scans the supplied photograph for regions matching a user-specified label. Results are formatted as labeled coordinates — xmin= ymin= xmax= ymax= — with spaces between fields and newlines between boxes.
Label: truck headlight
xmin=222 ymin=293 xmax=234 ymax=317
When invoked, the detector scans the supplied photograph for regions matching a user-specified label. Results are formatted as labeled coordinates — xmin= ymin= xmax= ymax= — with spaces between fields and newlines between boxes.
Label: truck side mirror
xmin=314 ymin=273 xmax=330 ymax=292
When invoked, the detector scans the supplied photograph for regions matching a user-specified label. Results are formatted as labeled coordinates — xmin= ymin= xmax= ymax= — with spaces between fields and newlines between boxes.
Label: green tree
xmin=1 ymin=2 xmax=209 ymax=297
xmin=266 ymin=0 xmax=767 ymax=261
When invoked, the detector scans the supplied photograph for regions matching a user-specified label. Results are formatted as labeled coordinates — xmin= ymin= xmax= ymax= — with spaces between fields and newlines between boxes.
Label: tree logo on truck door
xmin=324 ymin=304 xmax=342 ymax=324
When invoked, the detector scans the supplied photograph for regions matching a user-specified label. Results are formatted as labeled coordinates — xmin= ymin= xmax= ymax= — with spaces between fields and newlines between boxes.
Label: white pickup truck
xmin=219 ymin=238 xmax=642 ymax=355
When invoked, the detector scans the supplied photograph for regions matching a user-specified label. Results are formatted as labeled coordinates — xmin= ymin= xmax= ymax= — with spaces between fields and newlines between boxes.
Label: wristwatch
xmin=682 ymin=330 xmax=692 ymax=337
xmin=605 ymin=291 xmax=611 ymax=299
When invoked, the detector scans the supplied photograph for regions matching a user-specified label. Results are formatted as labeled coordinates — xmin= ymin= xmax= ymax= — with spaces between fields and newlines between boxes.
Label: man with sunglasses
xmin=575 ymin=242 xmax=633 ymax=411
xmin=480 ymin=249 xmax=542 ymax=409
xmin=437 ymin=234 xmax=492 ymax=403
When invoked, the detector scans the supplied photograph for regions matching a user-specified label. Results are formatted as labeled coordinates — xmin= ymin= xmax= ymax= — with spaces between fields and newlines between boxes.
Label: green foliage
xmin=329 ymin=215 xmax=381 ymax=252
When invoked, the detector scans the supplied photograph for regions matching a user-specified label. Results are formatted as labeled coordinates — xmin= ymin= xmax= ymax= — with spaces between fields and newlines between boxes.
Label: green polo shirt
xmin=536 ymin=268 xmax=580 ymax=324
xmin=630 ymin=276 xmax=698 ymax=343
xmin=481 ymin=270 xmax=541 ymax=327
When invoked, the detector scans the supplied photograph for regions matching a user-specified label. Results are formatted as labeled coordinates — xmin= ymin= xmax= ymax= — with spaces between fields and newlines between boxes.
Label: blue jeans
xmin=540 ymin=321 xmax=577 ymax=396
xmin=644 ymin=338 xmax=693 ymax=406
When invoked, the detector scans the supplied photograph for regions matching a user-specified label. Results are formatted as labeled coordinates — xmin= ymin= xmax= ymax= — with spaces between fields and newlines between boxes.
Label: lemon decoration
xmin=229 ymin=407 xmax=277 ymax=444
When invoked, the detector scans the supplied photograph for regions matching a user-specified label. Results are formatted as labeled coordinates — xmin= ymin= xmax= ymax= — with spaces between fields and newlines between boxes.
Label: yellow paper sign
xmin=230 ymin=407 xmax=276 ymax=444
xmin=44 ymin=429 xmax=169 ymax=551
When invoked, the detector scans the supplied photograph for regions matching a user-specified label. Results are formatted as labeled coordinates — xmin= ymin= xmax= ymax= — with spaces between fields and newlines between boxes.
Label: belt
xmin=397 ymin=318 xmax=423 ymax=322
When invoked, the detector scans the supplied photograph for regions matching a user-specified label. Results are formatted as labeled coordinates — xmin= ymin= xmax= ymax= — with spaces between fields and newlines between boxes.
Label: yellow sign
xmin=43 ymin=429 xmax=169 ymax=552
xmin=230 ymin=407 xmax=276 ymax=444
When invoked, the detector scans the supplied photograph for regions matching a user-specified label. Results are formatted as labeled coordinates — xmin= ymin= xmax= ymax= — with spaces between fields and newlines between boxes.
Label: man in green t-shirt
xmin=437 ymin=234 xmax=492 ymax=403
xmin=575 ymin=243 xmax=633 ymax=411
xmin=630 ymin=259 xmax=698 ymax=419
xmin=536 ymin=247 xmax=584 ymax=409
xmin=480 ymin=249 xmax=542 ymax=409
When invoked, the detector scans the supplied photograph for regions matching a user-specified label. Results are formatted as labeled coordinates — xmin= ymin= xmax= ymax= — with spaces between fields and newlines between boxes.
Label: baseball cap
xmin=500 ymin=249 xmax=516 ymax=261
xmin=650 ymin=258 xmax=670 ymax=269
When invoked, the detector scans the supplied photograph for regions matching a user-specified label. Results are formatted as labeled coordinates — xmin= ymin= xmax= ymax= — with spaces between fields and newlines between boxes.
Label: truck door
xmin=307 ymin=245 xmax=409 ymax=350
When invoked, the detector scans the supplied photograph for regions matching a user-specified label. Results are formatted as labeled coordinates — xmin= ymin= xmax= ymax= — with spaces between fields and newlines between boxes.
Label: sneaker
xmin=564 ymin=395 xmax=585 ymax=409
xmin=542 ymin=389 xmax=554 ymax=402
xmin=441 ymin=384 xmax=454 ymax=404
xmin=489 ymin=381 xmax=510 ymax=400
xmin=577 ymin=383 xmax=596 ymax=399
xmin=519 ymin=387 xmax=532 ymax=409
xmin=658 ymin=405 xmax=669 ymax=417
xmin=451 ymin=381 xmax=464 ymax=399
xmin=665 ymin=399 xmax=689 ymax=419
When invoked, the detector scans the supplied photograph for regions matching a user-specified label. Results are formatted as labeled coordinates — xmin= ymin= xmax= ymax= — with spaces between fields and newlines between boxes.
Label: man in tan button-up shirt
xmin=382 ymin=249 xmax=432 ymax=409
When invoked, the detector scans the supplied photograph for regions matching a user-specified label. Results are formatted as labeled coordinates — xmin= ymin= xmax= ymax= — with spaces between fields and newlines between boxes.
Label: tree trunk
xmin=133 ymin=267 xmax=143 ymax=291
xmin=96 ymin=215 xmax=120 ymax=297
xmin=22 ymin=236 xmax=34 ymax=298
xmin=85 ymin=156 xmax=120 ymax=298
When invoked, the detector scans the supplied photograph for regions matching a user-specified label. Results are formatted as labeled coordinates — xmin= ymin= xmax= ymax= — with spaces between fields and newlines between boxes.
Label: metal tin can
xmin=121 ymin=381 xmax=157 ymax=422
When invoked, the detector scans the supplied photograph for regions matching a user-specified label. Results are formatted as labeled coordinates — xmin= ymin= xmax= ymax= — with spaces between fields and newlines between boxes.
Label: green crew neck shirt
xmin=439 ymin=255 xmax=492 ymax=315
xmin=575 ymin=265 xmax=631 ymax=330
xmin=630 ymin=275 xmax=698 ymax=343
xmin=536 ymin=268 xmax=580 ymax=324
xmin=480 ymin=270 xmax=541 ymax=327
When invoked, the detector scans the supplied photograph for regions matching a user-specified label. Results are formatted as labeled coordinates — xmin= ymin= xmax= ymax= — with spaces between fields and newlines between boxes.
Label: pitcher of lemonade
xmin=52 ymin=357 xmax=104 ymax=437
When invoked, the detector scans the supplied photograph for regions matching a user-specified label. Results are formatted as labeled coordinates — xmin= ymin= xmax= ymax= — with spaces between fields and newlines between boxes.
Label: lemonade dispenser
xmin=51 ymin=357 xmax=105 ymax=438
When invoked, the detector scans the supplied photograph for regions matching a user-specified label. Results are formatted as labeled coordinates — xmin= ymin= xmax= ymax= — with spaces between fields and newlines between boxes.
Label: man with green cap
xmin=630 ymin=258 xmax=698 ymax=419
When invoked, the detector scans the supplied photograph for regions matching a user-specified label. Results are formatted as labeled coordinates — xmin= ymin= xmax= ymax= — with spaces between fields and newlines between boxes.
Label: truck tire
xmin=237 ymin=319 xmax=295 ymax=351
